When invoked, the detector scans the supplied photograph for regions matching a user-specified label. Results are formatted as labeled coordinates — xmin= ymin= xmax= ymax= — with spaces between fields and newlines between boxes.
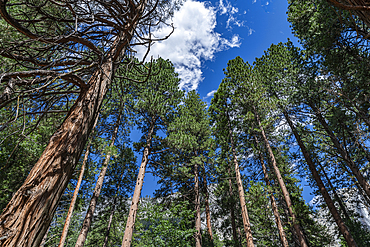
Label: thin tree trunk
xmin=310 ymin=103 xmax=370 ymax=200
xmin=254 ymin=108 xmax=308 ymax=247
xmin=227 ymin=163 xmax=239 ymax=246
xmin=226 ymin=112 xmax=254 ymax=247
xmin=0 ymin=13 xmax=139 ymax=246
xmin=74 ymin=112 xmax=122 ymax=247
xmin=281 ymin=109 xmax=357 ymax=247
xmin=102 ymin=166 xmax=127 ymax=247
xmin=59 ymin=115 xmax=99 ymax=247
xmin=194 ymin=161 xmax=202 ymax=247
xmin=318 ymin=163 xmax=351 ymax=220
xmin=202 ymin=165 xmax=213 ymax=242
xmin=253 ymin=135 xmax=289 ymax=247
xmin=121 ymin=118 xmax=155 ymax=247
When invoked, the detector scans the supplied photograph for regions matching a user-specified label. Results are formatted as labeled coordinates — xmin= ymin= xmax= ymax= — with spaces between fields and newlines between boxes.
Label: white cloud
xmin=217 ymin=0 xmax=245 ymax=29
xmin=206 ymin=90 xmax=217 ymax=98
xmin=248 ymin=28 xmax=255 ymax=36
xmin=135 ymin=0 xmax=241 ymax=91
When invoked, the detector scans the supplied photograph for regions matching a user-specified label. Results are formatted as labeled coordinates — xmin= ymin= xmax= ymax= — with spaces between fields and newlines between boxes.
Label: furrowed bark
xmin=226 ymin=111 xmax=254 ymax=247
xmin=58 ymin=115 xmax=99 ymax=247
xmin=253 ymin=135 xmax=289 ymax=247
xmin=281 ymin=109 xmax=357 ymax=247
xmin=0 ymin=13 xmax=138 ymax=246
xmin=0 ymin=61 xmax=113 ymax=247
xmin=74 ymin=112 xmax=121 ymax=247
xmin=310 ymin=103 xmax=370 ymax=200
xmin=121 ymin=118 xmax=155 ymax=247
xmin=253 ymin=107 xmax=308 ymax=247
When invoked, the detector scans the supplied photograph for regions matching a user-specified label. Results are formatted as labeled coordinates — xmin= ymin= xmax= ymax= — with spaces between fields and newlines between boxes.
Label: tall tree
xmin=210 ymin=78 xmax=255 ymax=247
xmin=167 ymin=91 xmax=215 ymax=247
xmin=0 ymin=1 xmax=173 ymax=245
xmin=121 ymin=58 xmax=183 ymax=247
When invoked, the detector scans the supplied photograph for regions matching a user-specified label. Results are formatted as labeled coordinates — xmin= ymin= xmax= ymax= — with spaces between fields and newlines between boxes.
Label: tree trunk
xmin=226 ymin=112 xmax=254 ymax=247
xmin=202 ymin=165 xmax=213 ymax=242
xmin=281 ymin=109 xmax=357 ymax=247
xmin=254 ymin=108 xmax=308 ymax=247
xmin=310 ymin=103 xmax=370 ymax=200
xmin=194 ymin=161 xmax=202 ymax=247
xmin=0 ymin=14 xmax=139 ymax=246
xmin=74 ymin=112 xmax=122 ymax=247
xmin=319 ymin=163 xmax=351 ymax=220
xmin=121 ymin=118 xmax=155 ymax=247
xmin=253 ymin=135 xmax=289 ymax=247
xmin=58 ymin=115 xmax=99 ymax=247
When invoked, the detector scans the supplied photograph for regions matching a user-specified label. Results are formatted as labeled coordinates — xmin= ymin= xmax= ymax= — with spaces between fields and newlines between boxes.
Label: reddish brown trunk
xmin=254 ymin=108 xmax=307 ymax=247
xmin=226 ymin=113 xmax=254 ymax=247
xmin=0 ymin=15 xmax=138 ymax=246
xmin=282 ymin=109 xmax=357 ymax=247
xmin=58 ymin=115 xmax=99 ymax=247
xmin=194 ymin=162 xmax=202 ymax=247
xmin=74 ymin=112 xmax=121 ymax=247
xmin=202 ymin=166 xmax=213 ymax=242
xmin=253 ymin=135 xmax=289 ymax=247
xmin=311 ymin=104 xmax=370 ymax=200
xmin=121 ymin=119 xmax=155 ymax=247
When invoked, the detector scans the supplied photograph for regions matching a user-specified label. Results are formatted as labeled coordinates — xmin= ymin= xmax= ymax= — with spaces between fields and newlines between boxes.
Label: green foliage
xmin=132 ymin=199 xmax=196 ymax=247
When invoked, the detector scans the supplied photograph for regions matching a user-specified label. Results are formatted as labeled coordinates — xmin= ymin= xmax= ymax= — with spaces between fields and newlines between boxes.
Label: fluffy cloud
xmin=135 ymin=0 xmax=241 ymax=91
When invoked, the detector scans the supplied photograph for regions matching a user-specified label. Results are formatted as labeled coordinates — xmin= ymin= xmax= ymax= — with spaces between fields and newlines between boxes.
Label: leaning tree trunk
xmin=74 ymin=111 xmax=121 ymax=247
xmin=253 ymin=135 xmax=289 ymax=247
xmin=281 ymin=109 xmax=357 ymax=247
xmin=310 ymin=103 xmax=370 ymax=200
xmin=58 ymin=115 xmax=99 ymax=247
xmin=253 ymin=108 xmax=308 ymax=247
xmin=121 ymin=118 xmax=155 ymax=247
xmin=0 ymin=4 xmax=141 ymax=245
xmin=226 ymin=112 xmax=254 ymax=247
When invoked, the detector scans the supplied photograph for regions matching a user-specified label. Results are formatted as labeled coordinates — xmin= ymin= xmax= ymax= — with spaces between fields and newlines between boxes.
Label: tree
xmin=121 ymin=58 xmax=183 ymax=247
xmin=0 ymin=1 xmax=173 ymax=246
xmin=167 ymin=90 xmax=215 ymax=247
xmin=209 ymin=78 xmax=255 ymax=247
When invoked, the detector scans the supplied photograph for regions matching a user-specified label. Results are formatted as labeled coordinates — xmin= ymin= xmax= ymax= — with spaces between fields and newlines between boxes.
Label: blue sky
xmin=135 ymin=0 xmax=314 ymax=202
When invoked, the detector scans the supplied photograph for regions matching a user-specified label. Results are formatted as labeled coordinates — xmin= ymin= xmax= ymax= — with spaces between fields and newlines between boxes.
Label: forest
xmin=1 ymin=0 xmax=370 ymax=247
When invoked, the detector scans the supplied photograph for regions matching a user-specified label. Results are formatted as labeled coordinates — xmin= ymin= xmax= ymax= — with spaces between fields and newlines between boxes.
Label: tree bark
xmin=226 ymin=112 xmax=254 ymax=247
xmin=310 ymin=103 xmax=370 ymax=200
xmin=202 ymin=165 xmax=214 ymax=243
xmin=74 ymin=112 xmax=122 ymax=247
xmin=58 ymin=115 xmax=99 ymax=247
xmin=281 ymin=109 xmax=357 ymax=247
xmin=121 ymin=118 xmax=155 ymax=247
xmin=194 ymin=161 xmax=202 ymax=247
xmin=254 ymin=108 xmax=308 ymax=247
xmin=0 ymin=8 xmax=140 ymax=245
xmin=253 ymin=135 xmax=289 ymax=247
